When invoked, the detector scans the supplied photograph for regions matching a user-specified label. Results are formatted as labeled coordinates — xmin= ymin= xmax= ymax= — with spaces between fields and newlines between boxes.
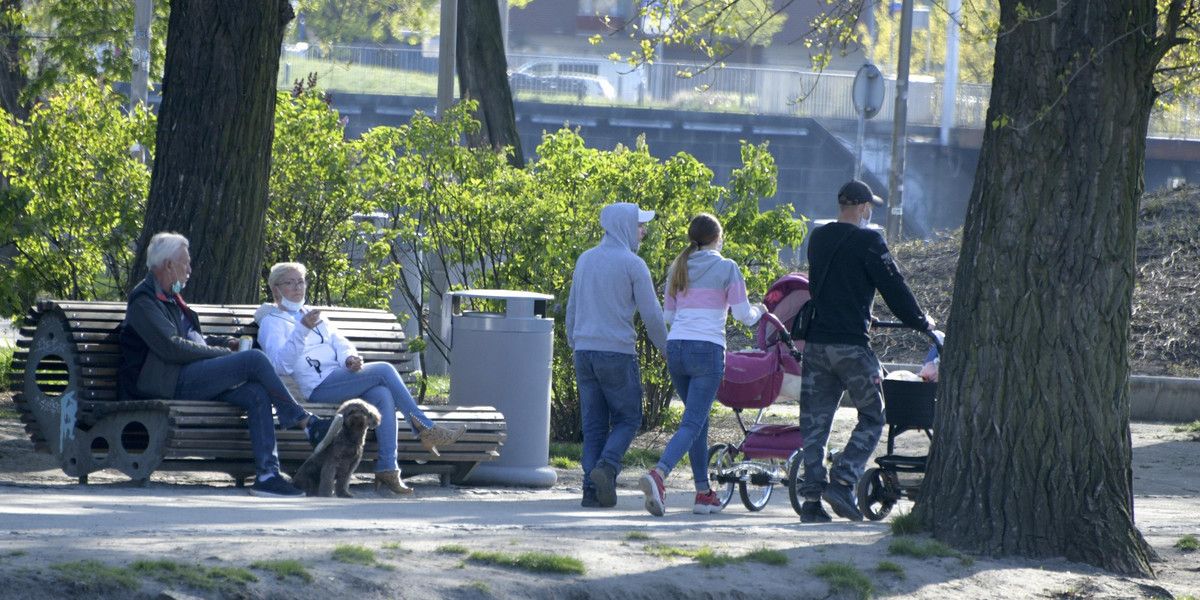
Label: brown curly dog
xmin=292 ymin=399 xmax=382 ymax=498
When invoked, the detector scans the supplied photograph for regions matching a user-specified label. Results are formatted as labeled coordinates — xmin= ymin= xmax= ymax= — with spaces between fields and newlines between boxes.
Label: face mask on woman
xmin=280 ymin=297 xmax=305 ymax=312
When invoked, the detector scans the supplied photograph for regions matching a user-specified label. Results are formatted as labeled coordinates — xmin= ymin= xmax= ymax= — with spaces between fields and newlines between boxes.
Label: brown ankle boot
xmin=410 ymin=417 xmax=466 ymax=457
xmin=374 ymin=470 xmax=413 ymax=495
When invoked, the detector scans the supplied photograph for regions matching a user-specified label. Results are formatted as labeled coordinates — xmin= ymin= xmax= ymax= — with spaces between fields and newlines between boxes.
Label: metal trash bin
xmin=442 ymin=289 xmax=556 ymax=487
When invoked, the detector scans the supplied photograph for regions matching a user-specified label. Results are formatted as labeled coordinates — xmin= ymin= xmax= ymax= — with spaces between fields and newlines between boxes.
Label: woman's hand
xmin=300 ymin=309 xmax=322 ymax=330
xmin=345 ymin=355 xmax=363 ymax=372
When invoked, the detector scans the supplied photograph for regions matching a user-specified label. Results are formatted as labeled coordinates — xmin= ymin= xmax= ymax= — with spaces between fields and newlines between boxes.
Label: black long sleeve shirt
xmin=805 ymin=222 xmax=929 ymax=346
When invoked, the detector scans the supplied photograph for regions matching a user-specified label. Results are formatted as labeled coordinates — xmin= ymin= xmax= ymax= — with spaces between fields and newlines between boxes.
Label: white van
xmin=511 ymin=57 xmax=647 ymax=103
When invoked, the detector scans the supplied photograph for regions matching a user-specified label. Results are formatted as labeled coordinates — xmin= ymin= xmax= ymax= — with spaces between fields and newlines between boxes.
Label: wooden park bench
xmin=9 ymin=300 xmax=506 ymax=487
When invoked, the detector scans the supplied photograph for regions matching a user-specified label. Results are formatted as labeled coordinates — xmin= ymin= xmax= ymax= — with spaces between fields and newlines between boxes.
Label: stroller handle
xmin=761 ymin=312 xmax=803 ymax=362
xmin=872 ymin=321 xmax=944 ymax=356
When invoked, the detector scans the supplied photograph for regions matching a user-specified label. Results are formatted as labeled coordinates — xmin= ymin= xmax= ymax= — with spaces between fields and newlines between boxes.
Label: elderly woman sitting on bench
xmin=255 ymin=262 xmax=465 ymax=497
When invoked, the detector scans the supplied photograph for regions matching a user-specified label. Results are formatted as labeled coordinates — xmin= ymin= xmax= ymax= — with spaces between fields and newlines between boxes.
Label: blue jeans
xmin=657 ymin=339 xmax=725 ymax=492
xmin=575 ymin=350 xmax=642 ymax=493
xmin=307 ymin=362 xmax=432 ymax=472
xmin=175 ymin=350 xmax=309 ymax=477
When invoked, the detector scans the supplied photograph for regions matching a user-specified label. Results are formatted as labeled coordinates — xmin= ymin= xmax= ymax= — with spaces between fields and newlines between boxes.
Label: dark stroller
xmin=855 ymin=322 xmax=943 ymax=520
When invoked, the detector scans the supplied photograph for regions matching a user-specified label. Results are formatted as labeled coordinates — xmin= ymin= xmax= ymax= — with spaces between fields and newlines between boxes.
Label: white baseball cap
xmin=637 ymin=209 xmax=655 ymax=223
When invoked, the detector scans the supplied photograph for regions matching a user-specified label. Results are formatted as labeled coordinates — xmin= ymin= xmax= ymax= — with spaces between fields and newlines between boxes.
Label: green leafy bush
xmin=0 ymin=77 xmax=154 ymax=319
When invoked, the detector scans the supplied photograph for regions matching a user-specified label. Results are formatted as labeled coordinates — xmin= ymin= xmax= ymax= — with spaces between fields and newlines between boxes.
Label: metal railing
xmin=279 ymin=43 xmax=1200 ymax=140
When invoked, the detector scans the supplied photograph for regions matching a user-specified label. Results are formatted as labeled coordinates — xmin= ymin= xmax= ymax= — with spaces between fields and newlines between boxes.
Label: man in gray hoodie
xmin=566 ymin=203 xmax=669 ymax=508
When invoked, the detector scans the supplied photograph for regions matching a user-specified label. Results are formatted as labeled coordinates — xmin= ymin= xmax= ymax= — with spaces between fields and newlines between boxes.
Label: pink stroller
xmin=708 ymin=274 xmax=810 ymax=512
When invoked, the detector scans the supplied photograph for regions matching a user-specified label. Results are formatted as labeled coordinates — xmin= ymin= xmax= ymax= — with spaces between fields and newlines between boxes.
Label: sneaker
xmin=822 ymin=481 xmax=864 ymax=521
xmin=581 ymin=488 xmax=602 ymax=508
xmin=590 ymin=463 xmax=618 ymax=508
xmin=249 ymin=475 xmax=305 ymax=498
xmin=693 ymin=490 xmax=724 ymax=514
xmin=306 ymin=413 xmax=343 ymax=452
xmin=800 ymin=500 xmax=832 ymax=523
xmin=639 ymin=470 xmax=666 ymax=517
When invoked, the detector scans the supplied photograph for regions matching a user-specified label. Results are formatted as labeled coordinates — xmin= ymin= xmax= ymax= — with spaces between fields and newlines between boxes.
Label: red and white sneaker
xmin=639 ymin=470 xmax=666 ymax=517
xmin=693 ymin=489 xmax=724 ymax=514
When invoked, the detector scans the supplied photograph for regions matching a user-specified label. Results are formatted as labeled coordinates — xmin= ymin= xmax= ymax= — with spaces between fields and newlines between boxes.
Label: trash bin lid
xmin=442 ymin=289 xmax=555 ymax=339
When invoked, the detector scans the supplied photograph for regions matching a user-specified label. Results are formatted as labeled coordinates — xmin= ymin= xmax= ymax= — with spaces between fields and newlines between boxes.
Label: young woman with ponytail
xmin=639 ymin=213 xmax=767 ymax=516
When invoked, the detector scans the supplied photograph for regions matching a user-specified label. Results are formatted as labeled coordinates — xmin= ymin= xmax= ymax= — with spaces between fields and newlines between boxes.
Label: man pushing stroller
xmin=797 ymin=180 xmax=936 ymax=523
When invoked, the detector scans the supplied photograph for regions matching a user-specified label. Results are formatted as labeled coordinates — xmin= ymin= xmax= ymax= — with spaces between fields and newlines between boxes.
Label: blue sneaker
xmin=250 ymin=475 xmax=304 ymax=498
xmin=306 ymin=413 xmax=343 ymax=453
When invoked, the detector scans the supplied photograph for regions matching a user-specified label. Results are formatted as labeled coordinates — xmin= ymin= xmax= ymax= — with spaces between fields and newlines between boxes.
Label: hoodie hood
xmin=254 ymin=302 xmax=283 ymax=324
xmin=599 ymin=202 xmax=643 ymax=252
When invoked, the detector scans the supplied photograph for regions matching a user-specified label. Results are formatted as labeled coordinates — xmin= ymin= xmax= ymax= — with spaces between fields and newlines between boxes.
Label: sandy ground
xmin=0 ymin=406 xmax=1197 ymax=600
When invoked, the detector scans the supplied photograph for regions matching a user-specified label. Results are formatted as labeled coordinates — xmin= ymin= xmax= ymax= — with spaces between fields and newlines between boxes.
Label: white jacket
xmin=254 ymin=303 xmax=359 ymax=399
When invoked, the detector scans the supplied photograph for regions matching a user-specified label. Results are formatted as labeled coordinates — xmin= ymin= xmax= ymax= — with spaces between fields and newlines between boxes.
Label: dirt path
xmin=1 ymin=407 xmax=1197 ymax=600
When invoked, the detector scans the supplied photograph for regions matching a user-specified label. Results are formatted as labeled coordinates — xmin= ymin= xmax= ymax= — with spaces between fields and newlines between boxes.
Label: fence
xmin=279 ymin=43 xmax=1200 ymax=140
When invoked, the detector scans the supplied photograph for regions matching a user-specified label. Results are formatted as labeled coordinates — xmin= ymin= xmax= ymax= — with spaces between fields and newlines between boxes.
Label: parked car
xmin=509 ymin=71 xmax=617 ymax=101
xmin=511 ymin=57 xmax=645 ymax=102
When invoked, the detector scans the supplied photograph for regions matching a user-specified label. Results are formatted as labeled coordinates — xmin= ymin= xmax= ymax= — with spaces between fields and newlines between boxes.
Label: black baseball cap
xmin=837 ymin=180 xmax=884 ymax=206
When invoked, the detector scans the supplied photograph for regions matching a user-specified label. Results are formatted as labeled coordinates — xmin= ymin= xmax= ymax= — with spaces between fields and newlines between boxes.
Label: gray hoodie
xmin=565 ymin=203 xmax=669 ymax=355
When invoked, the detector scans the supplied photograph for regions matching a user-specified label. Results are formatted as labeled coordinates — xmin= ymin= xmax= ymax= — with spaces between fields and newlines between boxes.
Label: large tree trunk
xmin=136 ymin=0 xmax=293 ymax=303
xmin=0 ymin=0 xmax=28 ymax=121
xmin=919 ymin=0 xmax=1161 ymax=576
xmin=455 ymin=0 xmax=523 ymax=167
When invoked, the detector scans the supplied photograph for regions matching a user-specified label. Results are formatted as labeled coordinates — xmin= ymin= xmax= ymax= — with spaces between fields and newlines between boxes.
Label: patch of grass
xmin=331 ymin=545 xmax=393 ymax=569
xmin=250 ymin=559 xmax=313 ymax=583
xmin=1176 ymin=534 xmax=1199 ymax=551
xmin=647 ymin=544 xmax=787 ymax=567
xmin=694 ymin=547 xmax=737 ymax=568
xmin=811 ymin=561 xmax=873 ymax=600
xmin=889 ymin=511 xmax=925 ymax=536
xmin=646 ymin=543 xmax=697 ymax=558
xmin=461 ymin=580 xmax=491 ymax=594
xmin=1174 ymin=420 xmax=1200 ymax=436
xmin=467 ymin=550 xmax=585 ymax=575
xmin=550 ymin=456 xmax=578 ymax=469
xmin=1 ymin=550 xmax=28 ymax=559
xmin=51 ymin=560 xmax=140 ymax=592
xmin=436 ymin=544 xmax=469 ymax=555
xmin=625 ymin=530 xmax=651 ymax=540
xmin=875 ymin=560 xmax=905 ymax=578
xmin=381 ymin=541 xmax=404 ymax=551
xmin=743 ymin=546 xmax=789 ymax=566
xmin=279 ymin=57 xmax=439 ymax=96
xmin=888 ymin=537 xmax=973 ymax=565
xmin=130 ymin=559 xmax=257 ymax=593
xmin=621 ymin=446 xmax=662 ymax=469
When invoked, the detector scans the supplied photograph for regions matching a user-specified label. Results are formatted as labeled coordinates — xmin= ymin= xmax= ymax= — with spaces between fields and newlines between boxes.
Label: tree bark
xmin=136 ymin=0 xmax=293 ymax=303
xmin=919 ymin=0 xmax=1159 ymax=575
xmin=0 ymin=0 xmax=28 ymax=120
xmin=455 ymin=0 xmax=523 ymax=167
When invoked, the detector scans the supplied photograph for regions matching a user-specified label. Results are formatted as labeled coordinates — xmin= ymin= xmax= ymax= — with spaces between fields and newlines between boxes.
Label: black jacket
xmin=118 ymin=273 xmax=232 ymax=399
xmin=805 ymin=222 xmax=929 ymax=346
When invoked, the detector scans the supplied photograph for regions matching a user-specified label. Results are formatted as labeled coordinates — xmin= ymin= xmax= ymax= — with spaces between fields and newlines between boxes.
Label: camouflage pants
xmin=797 ymin=342 xmax=884 ymax=498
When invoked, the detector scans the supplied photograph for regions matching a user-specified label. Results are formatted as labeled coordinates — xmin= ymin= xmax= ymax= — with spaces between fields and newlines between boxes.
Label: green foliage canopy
xmin=0 ymin=77 xmax=154 ymax=316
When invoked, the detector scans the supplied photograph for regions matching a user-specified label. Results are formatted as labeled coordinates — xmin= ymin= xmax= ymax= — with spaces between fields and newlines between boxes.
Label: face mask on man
xmin=169 ymin=264 xmax=184 ymax=294
xmin=859 ymin=207 xmax=873 ymax=229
